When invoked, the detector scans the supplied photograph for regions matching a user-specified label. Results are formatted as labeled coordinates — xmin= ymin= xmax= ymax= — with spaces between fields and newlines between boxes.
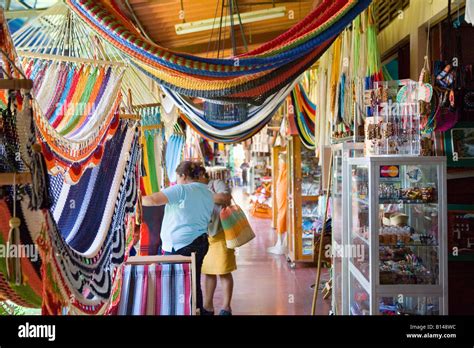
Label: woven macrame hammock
xmin=42 ymin=123 xmax=139 ymax=314
xmin=139 ymin=107 xmax=162 ymax=196
xmin=1 ymin=8 xmax=141 ymax=314
xmin=11 ymin=4 xmax=160 ymax=183
xmin=0 ymin=11 xmax=48 ymax=308
xmin=12 ymin=3 xmax=159 ymax=107
xmin=291 ymin=83 xmax=317 ymax=150
xmin=161 ymin=80 xmax=296 ymax=143
xmin=66 ymin=0 xmax=371 ymax=104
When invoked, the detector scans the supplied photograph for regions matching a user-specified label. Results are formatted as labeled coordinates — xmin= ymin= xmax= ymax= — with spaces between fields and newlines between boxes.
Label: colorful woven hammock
xmin=0 ymin=11 xmax=50 ymax=210
xmin=24 ymin=60 xmax=125 ymax=184
xmin=0 ymin=11 xmax=49 ymax=309
xmin=140 ymin=107 xmax=162 ymax=195
xmin=291 ymin=83 xmax=316 ymax=149
xmin=12 ymin=3 xmax=160 ymax=108
xmin=160 ymin=79 xmax=298 ymax=144
xmin=39 ymin=122 xmax=139 ymax=314
xmin=66 ymin=0 xmax=371 ymax=103
xmin=2 ymin=9 xmax=139 ymax=314
xmin=165 ymin=133 xmax=185 ymax=184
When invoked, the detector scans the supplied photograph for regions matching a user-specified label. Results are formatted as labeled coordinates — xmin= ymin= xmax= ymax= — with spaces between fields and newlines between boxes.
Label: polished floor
xmin=209 ymin=187 xmax=331 ymax=315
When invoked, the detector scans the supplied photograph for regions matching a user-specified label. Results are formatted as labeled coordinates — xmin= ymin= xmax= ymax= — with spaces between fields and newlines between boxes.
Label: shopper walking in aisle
xmin=240 ymin=161 xmax=250 ymax=186
xmin=199 ymin=171 xmax=236 ymax=316
xmin=142 ymin=161 xmax=214 ymax=314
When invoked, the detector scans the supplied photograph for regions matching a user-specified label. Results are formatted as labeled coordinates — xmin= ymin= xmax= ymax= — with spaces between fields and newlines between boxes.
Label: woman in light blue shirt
xmin=142 ymin=161 xmax=214 ymax=313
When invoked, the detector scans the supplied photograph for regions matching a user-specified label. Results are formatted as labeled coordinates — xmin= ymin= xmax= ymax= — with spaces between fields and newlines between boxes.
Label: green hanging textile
xmin=352 ymin=16 xmax=361 ymax=75
xmin=366 ymin=6 xmax=381 ymax=77
xmin=146 ymin=134 xmax=159 ymax=193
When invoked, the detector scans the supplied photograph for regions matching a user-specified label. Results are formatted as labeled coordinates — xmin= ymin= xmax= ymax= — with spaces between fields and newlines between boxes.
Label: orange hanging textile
xmin=276 ymin=161 xmax=288 ymax=234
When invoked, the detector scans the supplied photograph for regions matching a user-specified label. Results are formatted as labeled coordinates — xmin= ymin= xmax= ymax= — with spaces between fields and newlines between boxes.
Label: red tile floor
xmin=209 ymin=187 xmax=331 ymax=315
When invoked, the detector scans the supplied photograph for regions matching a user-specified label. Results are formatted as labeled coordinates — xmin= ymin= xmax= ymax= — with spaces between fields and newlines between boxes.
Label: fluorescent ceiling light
xmin=175 ymin=6 xmax=286 ymax=35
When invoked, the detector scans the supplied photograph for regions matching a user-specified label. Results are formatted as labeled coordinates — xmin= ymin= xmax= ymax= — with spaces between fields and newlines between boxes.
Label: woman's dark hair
xmin=176 ymin=161 xmax=206 ymax=180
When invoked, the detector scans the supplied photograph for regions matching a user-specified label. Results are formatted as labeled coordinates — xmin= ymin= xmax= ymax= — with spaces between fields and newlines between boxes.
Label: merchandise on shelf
xmin=365 ymin=80 xmax=421 ymax=156
xmin=249 ymin=178 xmax=272 ymax=219
xmin=379 ymin=183 xmax=437 ymax=204
xmin=350 ymin=278 xmax=370 ymax=316
xmin=379 ymin=296 xmax=439 ymax=315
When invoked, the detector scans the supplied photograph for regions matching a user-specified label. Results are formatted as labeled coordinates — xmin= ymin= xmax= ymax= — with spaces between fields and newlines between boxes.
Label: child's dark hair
xmin=176 ymin=161 xmax=206 ymax=180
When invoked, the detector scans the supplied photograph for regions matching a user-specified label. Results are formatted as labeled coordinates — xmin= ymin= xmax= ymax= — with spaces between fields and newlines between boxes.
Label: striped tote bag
xmin=220 ymin=204 xmax=255 ymax=249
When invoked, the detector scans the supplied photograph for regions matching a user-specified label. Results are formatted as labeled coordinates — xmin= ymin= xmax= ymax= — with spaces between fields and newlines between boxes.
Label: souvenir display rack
xmin=364 ymin=79 xmax=422 ymax=156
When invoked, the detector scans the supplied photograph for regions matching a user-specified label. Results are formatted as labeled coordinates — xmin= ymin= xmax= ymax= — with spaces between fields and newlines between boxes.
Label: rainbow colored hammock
xmin=291 ymin=83 xmax=316 ymax=149
xmin=66 ymin=0 xmax=371 ymax=104
xmin=24 ymin=60 xmax=125 ymax=184
xmin=140 ymin=107 xmax=162 ymax=195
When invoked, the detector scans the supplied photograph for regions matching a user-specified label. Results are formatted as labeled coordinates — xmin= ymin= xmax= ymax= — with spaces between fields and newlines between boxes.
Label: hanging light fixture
xmin=175 ymin=6 xmax=286 ymax=35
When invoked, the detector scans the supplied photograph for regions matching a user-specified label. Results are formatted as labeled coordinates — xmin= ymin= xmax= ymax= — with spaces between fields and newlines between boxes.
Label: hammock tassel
xmin=6 ymin=217 xmax=23 ymax=286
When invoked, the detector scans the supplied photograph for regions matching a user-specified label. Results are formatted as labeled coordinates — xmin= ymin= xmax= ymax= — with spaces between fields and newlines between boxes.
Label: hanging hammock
xmin=0 ymin=11 xmax=50 ymax=309
xmin=165 ymin=131 xmax=185 ymax=184
xmin=160 ymin=79 xmax=298 ymax=143
xmin=291 ymin=83 xmax=316 ymax=149
xmin=1 ymin=8 xmax=141 ymax=315
xmin=140 ymin=107 xmax=162 ymax=195
xmin=12 ymin=3 xmax=160 ymax=108
xmin=24 ymin=60 xmax=125 ymax=184
xmin=40 ymin=122 xmax=139 ymax=314
xmin=66 ymin=0 xmax=372 ymax=103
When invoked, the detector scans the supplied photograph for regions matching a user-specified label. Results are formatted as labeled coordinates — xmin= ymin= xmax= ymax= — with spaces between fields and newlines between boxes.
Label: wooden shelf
xmin=302 ymin=195 xmax=319 ymax=202
xmin=126 ymin=255 xmax=193 ymax=265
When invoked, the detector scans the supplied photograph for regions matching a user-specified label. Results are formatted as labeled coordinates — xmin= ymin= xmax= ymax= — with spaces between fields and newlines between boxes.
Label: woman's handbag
xmin=220 ymin=202 xmax=255 ymax=249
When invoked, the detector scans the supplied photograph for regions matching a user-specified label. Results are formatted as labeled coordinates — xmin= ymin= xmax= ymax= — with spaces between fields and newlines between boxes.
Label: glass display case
xmin=331 ymin=142 xmax=364 ymax=315
xmin=286 ymin=135 xmax=321 ymax=266
xmin=344 ymin=156 xmax=448 ymax=315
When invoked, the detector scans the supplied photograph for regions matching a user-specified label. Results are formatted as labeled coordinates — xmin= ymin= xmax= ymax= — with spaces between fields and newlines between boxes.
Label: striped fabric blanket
xmin=118 ymin=263 xmax=192 ymax=315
